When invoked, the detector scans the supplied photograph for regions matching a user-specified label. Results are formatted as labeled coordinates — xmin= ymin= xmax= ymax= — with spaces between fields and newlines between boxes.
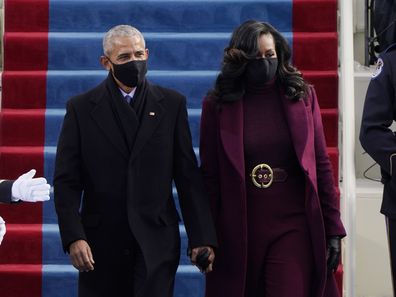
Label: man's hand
xmin=12 ymin=169 xmax=51 ymax=202
xmin=69 ymin=240 xmax=95 ymax=272
xmin=190 ymin=246 xmax=215 ymax=273
xmin=0 ymin=216 xmax=5 ymax=245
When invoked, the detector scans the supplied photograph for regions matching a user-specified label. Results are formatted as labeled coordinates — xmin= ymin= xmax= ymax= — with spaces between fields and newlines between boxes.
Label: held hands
xmin=0 ymin=216 xmax=5 ymax=245
xmin=189 ymin=246 xmax=215 ymax=273
xmin=69 ymin=240 xmax=95 ymax=272
xmin=326 ymin=236 xmax=341 ymax=273
xmin=12 ymin=169 xmax=51 ymax=202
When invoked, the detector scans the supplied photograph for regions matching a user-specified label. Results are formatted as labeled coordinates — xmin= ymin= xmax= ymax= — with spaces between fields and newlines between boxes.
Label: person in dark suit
xmin=0 ymin=169 xmax=51 ymax=244
xmin=199 ymin=20 xmax=346 ymax=297
xmin=53 ymin=25 xmax=217 ymax=297
xmin=360 ymin=43 xmax=396 ymax=297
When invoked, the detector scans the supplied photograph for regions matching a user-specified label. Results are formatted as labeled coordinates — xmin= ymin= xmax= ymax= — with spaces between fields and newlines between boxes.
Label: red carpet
xmin=2 ymin=71 xmax=47 ymax=109
xmin=0 ymin=1 xmax=48 ymax=296
xmin=0 ymin=265 xmax=42 ymax=297
xmin=293 ymin=0 xmax=337 ymax=32
xmin=0 ymin=224 xmax=42 ymax=264
xmin=4 ymin=33 xmax=48 ymax=71
xmin=5 ymin=0 xmax=49 ymax=33
xmin=293 ymin=0 xmax=343 ymax=291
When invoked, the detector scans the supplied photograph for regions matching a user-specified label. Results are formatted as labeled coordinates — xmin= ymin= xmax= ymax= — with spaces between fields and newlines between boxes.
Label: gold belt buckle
xmin=250 ymin=163 xmax=273 ymax=188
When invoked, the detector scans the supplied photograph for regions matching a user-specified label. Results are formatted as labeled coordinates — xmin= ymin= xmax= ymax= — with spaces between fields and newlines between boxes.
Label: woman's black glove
xmin=326 ymin=236 xmax=341 ymax=273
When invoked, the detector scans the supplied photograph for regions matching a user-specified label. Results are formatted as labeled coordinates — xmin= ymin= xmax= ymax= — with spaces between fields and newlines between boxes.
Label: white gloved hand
xmin=11 ymin=169 xmax=51 ymax=202
xmin=0 ymin=216 xmax=6 ymax=245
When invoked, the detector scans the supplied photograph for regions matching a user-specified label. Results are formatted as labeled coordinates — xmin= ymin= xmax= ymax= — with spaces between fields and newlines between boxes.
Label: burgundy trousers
xmin=245 ymin=169 xmax=314 ymax=297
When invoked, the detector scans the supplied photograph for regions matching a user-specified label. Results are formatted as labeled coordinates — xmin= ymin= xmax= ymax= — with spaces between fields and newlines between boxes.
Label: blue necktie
xmin=125 ymin=95 xmax=133 ymax=104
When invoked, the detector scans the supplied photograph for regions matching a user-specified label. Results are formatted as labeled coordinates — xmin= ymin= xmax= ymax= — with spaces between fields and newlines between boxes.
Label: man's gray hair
xmin=103 ymin=25 xmax=145 ymax=56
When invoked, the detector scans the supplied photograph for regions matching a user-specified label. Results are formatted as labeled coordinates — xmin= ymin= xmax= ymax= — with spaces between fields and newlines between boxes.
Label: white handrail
xmin=339 ymin=0 xmax=356 ymax=296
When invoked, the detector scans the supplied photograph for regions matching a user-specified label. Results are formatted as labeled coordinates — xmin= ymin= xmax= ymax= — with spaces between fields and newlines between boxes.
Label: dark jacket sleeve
xmin=172 ymin=95 xmax=217 ymax=249
xmin=199 ymin=98 xmax=221 ymax=224
xmin=310 ymin=87 xmax=346 ymax=237
xmin=360 ymin=51 xmax=396 ymax=177
xmin=0 ymin=180 xmax=14 ymax=203
xmin=54 ymin=100 xmax=87 ymax=252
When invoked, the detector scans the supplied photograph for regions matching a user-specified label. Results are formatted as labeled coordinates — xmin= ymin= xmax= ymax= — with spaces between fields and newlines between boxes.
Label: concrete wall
xmin=353 ymin=0 xmax=366 ymax=65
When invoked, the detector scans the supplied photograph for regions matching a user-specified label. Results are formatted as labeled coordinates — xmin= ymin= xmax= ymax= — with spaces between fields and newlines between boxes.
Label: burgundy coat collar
xmin=281 ymin=89 xmax=309 ymax=172
xmin=219 ymin=99 xmax=245 ymax=180
xmin=218 ymin=87 xmax=309 ymax=177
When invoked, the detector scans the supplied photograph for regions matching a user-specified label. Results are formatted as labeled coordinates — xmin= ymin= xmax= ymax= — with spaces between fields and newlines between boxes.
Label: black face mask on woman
xmin=108 ymin=58 xmax=148 ymax=88
xmin=244 ymin=57 xmax=278 ymax=85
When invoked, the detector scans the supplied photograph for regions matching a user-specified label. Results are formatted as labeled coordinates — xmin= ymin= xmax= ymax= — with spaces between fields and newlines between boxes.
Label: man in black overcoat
xmin=53 ymin=25 xmax=217 ymax=297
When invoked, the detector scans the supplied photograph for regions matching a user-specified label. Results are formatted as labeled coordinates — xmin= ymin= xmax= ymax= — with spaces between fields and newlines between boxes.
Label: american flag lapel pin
xmin=149 ymin=112 xmax=155 ymax=116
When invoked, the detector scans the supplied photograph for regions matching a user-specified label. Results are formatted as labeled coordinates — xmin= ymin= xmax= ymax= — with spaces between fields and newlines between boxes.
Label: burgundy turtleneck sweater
xmin=242 ymin=79 xmax=306 ymax=224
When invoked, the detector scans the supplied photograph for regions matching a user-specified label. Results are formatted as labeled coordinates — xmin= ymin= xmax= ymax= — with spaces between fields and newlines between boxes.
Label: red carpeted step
xmin=2 ymin=71 xmax=47 ymax=109
xmin=0 ymin=146 xmax=44 ymax=180
xmin=293 ymin=32 xmax=338 ymax=71
xmin=5 ymin=0 xmax=49 ymax=32
xmin=0 ymin=202 xmax=43 ymax=225
xmin=321 ymin=108 xmax=338 ymax=147
xmin=5 ymin=32 xmax=337 ymax=71
xmin=6 ymin=0 xmax=337 ymax=34
xmin=335 ymin=264 xmax=343 ymax=294
xmin=0 ymin=107 xmax=337 ymax=146
xmin=302 ymin=70 xmax=338 ymax=109
xmin=4 ymin=32 xmax=48 ymax=71
xmin=0 ymin=224 xmax=42 ymax=264
xmin=2 ymin=70 xmax=338 ymax=109
xmin=293 ymin=0 xmax=337 ymax=32
xmin=328 ymin=147 xmax=339 ymax=184
xmin=0 ymin=264 xmax=42 ymax=297
xmin=0 ymin=109 xmax=45 ymax=146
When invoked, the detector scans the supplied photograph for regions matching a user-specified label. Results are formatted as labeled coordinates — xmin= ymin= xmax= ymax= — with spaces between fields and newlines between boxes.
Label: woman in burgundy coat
xmin=199 ymin=20 xmax=346 ymax=297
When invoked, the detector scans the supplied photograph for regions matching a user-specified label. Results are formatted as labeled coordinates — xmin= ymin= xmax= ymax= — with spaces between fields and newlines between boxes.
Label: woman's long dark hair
xmin=210 ymin=20 xmax=309 ymax=103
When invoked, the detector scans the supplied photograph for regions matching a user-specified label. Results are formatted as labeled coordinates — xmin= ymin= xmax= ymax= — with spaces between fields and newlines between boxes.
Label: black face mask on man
xmin=244 ymin=57 xmax=278 ymax=85
xmin=108 ymin=58 xmax=148 ymax=88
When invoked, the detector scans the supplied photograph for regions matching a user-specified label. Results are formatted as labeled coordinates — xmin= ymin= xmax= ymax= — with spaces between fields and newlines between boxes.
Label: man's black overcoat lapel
xmin=90 ymin=75 xmax=164 ymax=163
xmin=89 ymin=80 xmax=130 ymax=160
xmin=129 ymin=83 xmax=164 ymax=164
